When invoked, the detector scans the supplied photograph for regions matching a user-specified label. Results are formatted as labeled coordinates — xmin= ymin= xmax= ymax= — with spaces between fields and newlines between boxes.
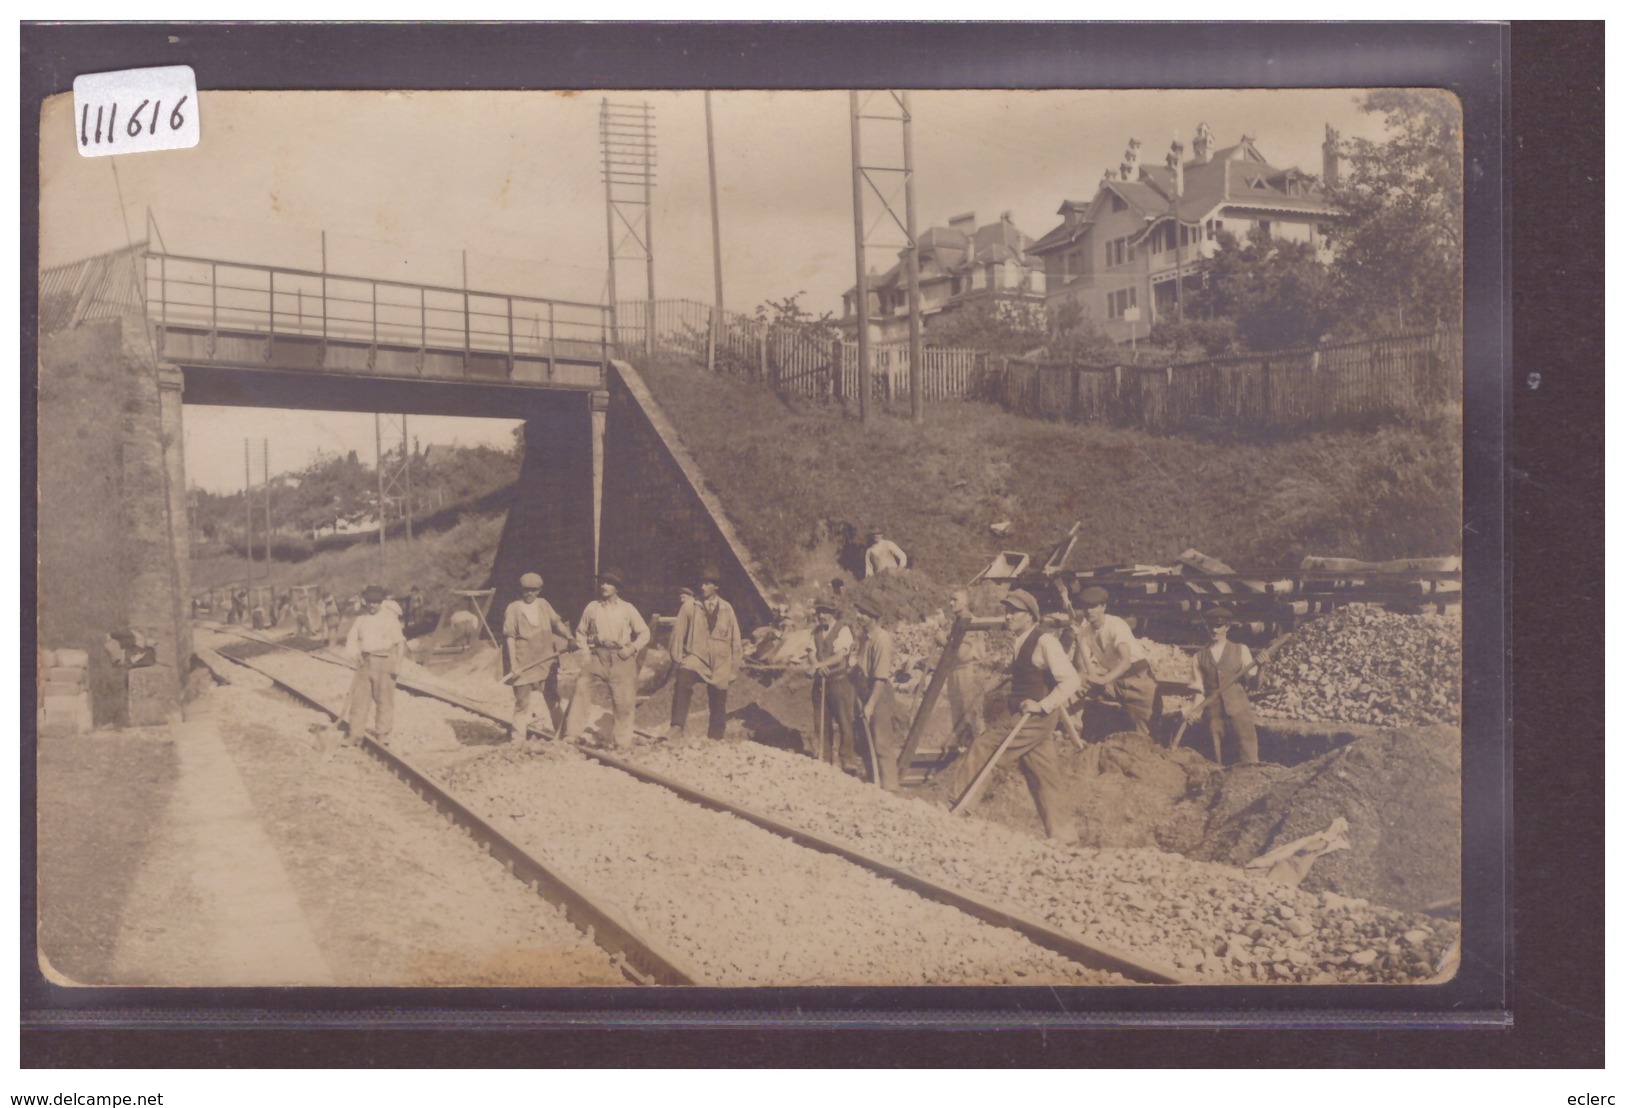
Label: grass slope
xmin=635 ymin=355 xmax=1462 ymax=591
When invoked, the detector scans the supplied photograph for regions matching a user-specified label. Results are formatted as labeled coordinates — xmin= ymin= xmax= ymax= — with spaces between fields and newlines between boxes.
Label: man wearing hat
xmin=563 ymin=568 xmax=650 ymax=749
xmin=944 ymin=588 xmax=1080 ymax=842
xmin=1186 ymin=607 xmax=1265 ymax=765
xmin=946 ymin=588 xmax=989 ymax=748
xmin=1072 ymin=585 xmax=1159 ymax=735
xmin=850 ymin=596 xmax=904 ymax=788
xmin=342 ymin=584 xmax=406 ymax=743
xmin=668 ymin=568 xmax=743 ymax=740
xmin=803 ymin=600 xmax=857 ymax=768
xmin=503 ymin=571 xmax=574 ymax=739
xmin=863 ymin=527 xmax=909 ymax=579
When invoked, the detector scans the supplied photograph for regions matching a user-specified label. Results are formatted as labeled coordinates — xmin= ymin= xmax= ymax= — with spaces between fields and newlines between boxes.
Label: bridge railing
xmin=143 ymin=252 xmax=612 ymax=378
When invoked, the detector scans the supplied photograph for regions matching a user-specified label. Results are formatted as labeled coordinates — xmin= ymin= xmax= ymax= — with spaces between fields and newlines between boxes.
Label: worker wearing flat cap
xmin=342 ymin=584 xmax=406 ymax=744
xmin=563 ymin=568 xmax=650 ymax=749
xmin=1071 ymin=585 xmax=1159 ymax=735
xmin=850 ymin=596 xmax=903 ymax=788
xmin=503 ymin=571 xmax=574 ymax=740
xmin=944 ymin=588 xmax=1080 ymax=841
xmin=803 ymin=600 xmax=858 ymax=769
xmin=667 ymin=567 xmax=743 ymax=741
xmin=1187 ymin=607 xmax=1265 ymax=765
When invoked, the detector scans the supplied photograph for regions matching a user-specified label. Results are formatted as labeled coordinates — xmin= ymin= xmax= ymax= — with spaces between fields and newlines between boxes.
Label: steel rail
xmin=204 ymin=625 xmax=1186 ymax=984
xmin=199 ymin=642 xmax=702 ymax=987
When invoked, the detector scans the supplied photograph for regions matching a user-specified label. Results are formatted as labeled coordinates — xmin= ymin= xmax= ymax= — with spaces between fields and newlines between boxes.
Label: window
xmin=1111 ymin=193 xmax=1127 ymax=213
xmin=1065 ymin=248 xmax=1088 ymax=278
xmin=1107 ymin=286 xmax=1138 ymax=319
xmin=1106 ymin=236 xmax=1134 ymax=267
xmin=1257 ymin=220 xmax=1272 ymax=238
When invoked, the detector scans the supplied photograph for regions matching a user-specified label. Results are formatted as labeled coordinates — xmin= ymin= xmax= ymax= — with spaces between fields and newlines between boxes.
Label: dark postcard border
xmin=17 ymin=20 xmax=1575 ymax=1067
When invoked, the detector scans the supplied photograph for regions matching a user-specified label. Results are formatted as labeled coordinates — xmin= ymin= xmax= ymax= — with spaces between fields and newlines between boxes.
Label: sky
xmin=40 ymin=88 xmax=1397 ymax=492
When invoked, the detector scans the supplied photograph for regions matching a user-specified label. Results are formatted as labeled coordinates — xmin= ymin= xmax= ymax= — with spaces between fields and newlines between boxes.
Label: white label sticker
xmin=72 ymin=65 xmax=199 ymax=157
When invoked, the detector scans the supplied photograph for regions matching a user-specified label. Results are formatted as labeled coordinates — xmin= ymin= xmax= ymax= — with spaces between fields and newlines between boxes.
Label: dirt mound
xmin=1178 ymin=726 xmax=1460 ymax=911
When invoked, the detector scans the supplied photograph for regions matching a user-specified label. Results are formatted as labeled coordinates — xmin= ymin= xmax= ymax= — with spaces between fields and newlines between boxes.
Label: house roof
xmin=843 ymin=214 xmax=1037 ymax=300
xmin=1031 ymin=134 xmax=1335 ymax=253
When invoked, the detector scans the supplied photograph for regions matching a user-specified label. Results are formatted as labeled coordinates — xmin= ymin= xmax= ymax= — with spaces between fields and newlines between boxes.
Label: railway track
xmin=197 ymin=623 xmax=1186 ymax=986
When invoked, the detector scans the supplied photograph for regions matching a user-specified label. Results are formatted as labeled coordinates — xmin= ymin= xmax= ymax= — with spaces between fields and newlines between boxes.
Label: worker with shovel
xmin=503 ymin=571 xmax=574 ymax=740
xmin=943 ymin=589 xmax=1080 ymax=842
xmin=804 ymin=600 xmax=858 ymax=770
xmin=1072 ymin=585 xmax=1159 ymax=735
xmin=1185 ymin=606 xmax=1267 ymax=765
xmin=562 ymin=568 xmax=649 ymax=750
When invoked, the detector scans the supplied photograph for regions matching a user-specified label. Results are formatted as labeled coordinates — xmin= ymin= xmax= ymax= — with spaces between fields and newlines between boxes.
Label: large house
xmin=839 ymin=211 xmax=1046 ymax=343
xmin=1028 ymin=125 xmax=1341 ymax=343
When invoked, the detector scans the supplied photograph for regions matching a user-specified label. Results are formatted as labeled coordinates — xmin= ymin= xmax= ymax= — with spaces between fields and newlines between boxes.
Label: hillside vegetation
xmin=634 ymin=354 xmax=1461 ymax=592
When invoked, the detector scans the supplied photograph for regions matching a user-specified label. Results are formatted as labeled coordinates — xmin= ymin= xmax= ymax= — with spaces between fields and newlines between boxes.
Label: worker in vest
xmin=851 ymin=596 xmax=902 ymax=789
xmin=1072 ymin=585 xmax=1159 ymax=734
xmin=503 ymin=571 xmax=573 ymax=740
xmin=804 ymin=601 xmax=858 ymax=770
xmin=668 ymin=568 xmax=743 ymax=740
xmin=341 ymin=584 xmax=406 ymax=743
xmin=1186 ymin=606 xmax=1268 ymax=765
xmin=944 ymin=589 xmax=1080 ymax=842
xmin=563 ymin=568 xmax=650 ymax=750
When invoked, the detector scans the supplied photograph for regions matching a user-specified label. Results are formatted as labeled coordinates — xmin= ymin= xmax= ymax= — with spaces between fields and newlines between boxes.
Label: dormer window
xmin=1248 ymin=176 xmax=1268 ymax=191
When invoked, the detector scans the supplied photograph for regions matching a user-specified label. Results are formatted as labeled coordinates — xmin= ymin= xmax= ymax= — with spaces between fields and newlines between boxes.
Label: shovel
xmin=502 ymin=649 xmax=564 ymax=686
xmin=1172 ymin=631 xmax=1293 ymax=760
xmin=951 ymin=712 xmax=1033 ymax=815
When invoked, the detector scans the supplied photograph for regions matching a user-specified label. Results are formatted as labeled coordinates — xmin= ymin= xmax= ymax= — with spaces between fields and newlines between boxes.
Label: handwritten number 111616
xmin=80 ymin=95 xmax=189 ymax=148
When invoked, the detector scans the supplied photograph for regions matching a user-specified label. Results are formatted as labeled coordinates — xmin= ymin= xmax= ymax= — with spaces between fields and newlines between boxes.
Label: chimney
xmin=1000 ymin=210 xmax=1013 ymax=224
xmin=1193 ymin=121 xmax=1214 ymax=163
xmin=1120 ymin=137 xmax=1141 ymax=182
xmin=1322 ymin=123 xmax=1341 ymax=186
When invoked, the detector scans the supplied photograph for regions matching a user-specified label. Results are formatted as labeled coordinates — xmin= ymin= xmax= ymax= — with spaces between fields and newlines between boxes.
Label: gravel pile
xmin=435 ymin=752 xmax=1117 ymax=986
xmin=631 ymin=740 xmax=1459 ymax=984
xmin=1255 ymin=605 xmax=1461 ymax=726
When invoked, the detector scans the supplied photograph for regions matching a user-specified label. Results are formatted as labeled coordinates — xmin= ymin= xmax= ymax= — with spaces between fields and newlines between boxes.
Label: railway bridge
xmin=37 ymin=244 xmax=771 ymax=726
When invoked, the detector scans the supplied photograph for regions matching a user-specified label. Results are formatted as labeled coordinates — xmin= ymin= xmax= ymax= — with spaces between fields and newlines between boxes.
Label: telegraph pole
xmin=1168 ymin=135 xmax=1186 ymax=323
xmin=263 ymin=439 xmax=271 ymax=581
xmin=705 ymin=91 xmax=725 ymax=363
xmin=600 ymin=99 xmax=657 ymax=357
xmin=848 ymin=92 xmax=872 ymax=424
xmin=244 ymin=440 xmax=252 ymax=577
xmin=849 ymin=90 xmax=925 ymax=425
xmin=900 ymin=91 xmax=923 ymax=425
xmin=402 ymin=416 xmax=413 ymax=541
xmin=376 ymin=413 xmax=386 ymax=575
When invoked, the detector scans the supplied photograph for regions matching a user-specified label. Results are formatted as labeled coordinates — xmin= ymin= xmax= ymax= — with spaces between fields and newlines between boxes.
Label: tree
xmin=1327 ymin=89 xmax=1463 ymax=332
xmin=1185 ymin=228 xmax=1338 ymax=350
xmin=924 ymin=298 xmax=1047 ymax=356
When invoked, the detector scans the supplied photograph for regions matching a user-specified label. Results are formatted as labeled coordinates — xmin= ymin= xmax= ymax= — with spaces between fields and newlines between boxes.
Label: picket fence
xmin=616 ymin=299 xmax=1462 ymax=432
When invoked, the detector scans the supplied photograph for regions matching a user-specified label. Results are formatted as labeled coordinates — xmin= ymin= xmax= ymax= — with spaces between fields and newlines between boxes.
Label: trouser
xmin=945 ymin=708 xmax=1074 ymax=841
xmin=326 ymin=620 xmax=341 ymax=648
xmin=946 ymin=664 xmax=988 ymax=743
xmin=345 ymin=654 xmax=396 ymax=738
xmin=812 ymin=670 xmax=856 ymax=764
xmin=853 ymin=674 xmax=901 ymax=790
xmin=563 ymin=649 xmax=638 ymax=747
xmin=671 ymin=667 xmax=729 ymax=739
xmin=1207 ymin=706 xmax=1260 ymax=765
xmin=1094 ymin=667 xmax=1158 ymax=734
xmin=512 ymin=662 xmax=564 ymax=736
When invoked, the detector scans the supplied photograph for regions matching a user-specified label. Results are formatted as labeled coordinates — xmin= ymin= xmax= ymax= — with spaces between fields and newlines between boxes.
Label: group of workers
xmin=334 ymin=555 xmax=1269 ymax=848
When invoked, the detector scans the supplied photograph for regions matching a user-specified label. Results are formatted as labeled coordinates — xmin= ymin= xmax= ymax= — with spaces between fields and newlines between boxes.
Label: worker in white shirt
xmin=1186 ymin=606 xmax=1266 ymax=765
xmin=943 ymin=589 xmax=1080 ymax=842
xmin=863 ymin=528 xmax=908 ymax=578
xmin=342 ymin=584 xmax=406 ymax=742
xmin=562 ymin=568 xmax=650 ymax=750
xmin=503 ymin=571 xmax=574 ymax=739
xmin=1072 ymin=585 xmax=1159 ymax=734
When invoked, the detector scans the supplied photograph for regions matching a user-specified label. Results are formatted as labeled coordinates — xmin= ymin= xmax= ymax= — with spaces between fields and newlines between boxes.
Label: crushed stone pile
xmin=631 ymin=740 xmax=1458 ymax=983
xmin=1256 ymin=604 xmax=1461 ymax=726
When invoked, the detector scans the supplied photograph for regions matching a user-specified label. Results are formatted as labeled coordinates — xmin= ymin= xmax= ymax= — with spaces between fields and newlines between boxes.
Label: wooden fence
xmin=1002 ymin=329 xmax=1462 ymax=431
xmin=616 ymin=298 xmax=990 ymax=402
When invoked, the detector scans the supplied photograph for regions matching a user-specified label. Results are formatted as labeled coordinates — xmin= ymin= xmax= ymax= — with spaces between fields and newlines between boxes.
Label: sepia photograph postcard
xmin=26 ymin=24 xmax=1506 ymax=1026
